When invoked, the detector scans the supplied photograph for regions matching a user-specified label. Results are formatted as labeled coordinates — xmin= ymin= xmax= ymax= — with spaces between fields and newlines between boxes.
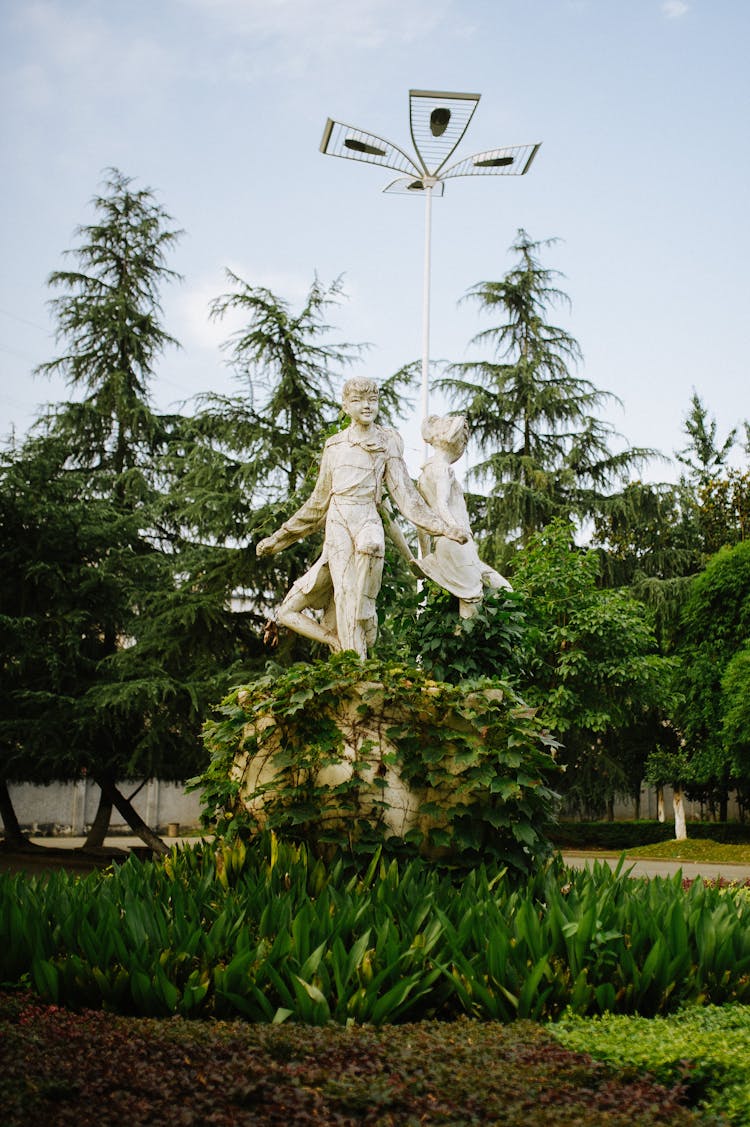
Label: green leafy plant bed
xmin=554 ymin=1004 xmax=750 ymax=1126
xmin=0 ymin=992 xmax=701 ymax=1126
xmin=197 ymin=652 xmax=560 ymax=871
xmin=3 ymin=840 xmax=750 ymax=1024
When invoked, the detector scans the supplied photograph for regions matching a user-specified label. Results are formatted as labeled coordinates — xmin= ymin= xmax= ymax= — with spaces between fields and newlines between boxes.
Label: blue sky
xmin=1 ymin=0 xmax=748 ymax=480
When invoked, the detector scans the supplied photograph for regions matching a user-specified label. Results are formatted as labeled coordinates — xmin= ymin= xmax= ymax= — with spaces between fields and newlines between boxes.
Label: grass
xmin=595 ymin=839 xmax=750 ymax=866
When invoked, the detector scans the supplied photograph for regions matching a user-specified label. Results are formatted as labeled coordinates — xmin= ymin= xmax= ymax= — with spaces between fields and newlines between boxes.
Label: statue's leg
xmin=353 ymin=518 xmax=385 ymax=650
xmin=277 ymin=603 xmax=341 ymax=650
xmin=326 ymin=521 xmax=362 ymax=655
xmin=325 ymin=508 xmax=384 ymax=657
xmin=481 ymin=564 xmax=513 ymax=591
xmin=276 ymin=573 xmax=339 ymax=651
xmin=458 ymin=597 xmax=481 ymax=619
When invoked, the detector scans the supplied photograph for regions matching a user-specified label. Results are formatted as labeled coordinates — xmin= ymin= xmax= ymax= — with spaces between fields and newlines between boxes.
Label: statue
xmin=256 ymin=378 xmax=467 ymax=658
xmin=416 ymin=414 xmax=512 ymax=618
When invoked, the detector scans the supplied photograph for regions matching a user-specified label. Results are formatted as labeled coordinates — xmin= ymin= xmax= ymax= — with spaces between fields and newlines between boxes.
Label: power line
xmin=0 ymin=307 xmax=49 ymax=333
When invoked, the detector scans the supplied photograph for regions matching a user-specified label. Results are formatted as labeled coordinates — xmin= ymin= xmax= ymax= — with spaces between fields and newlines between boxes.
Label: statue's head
xmin=422 ymin=414 xmax=469 ymax=461
xmin=342 ymin=378 xmax=379 ymax=421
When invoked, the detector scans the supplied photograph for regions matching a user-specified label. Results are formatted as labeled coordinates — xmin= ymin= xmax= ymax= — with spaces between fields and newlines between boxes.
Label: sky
xmin=1 ymin=0 xmax=749 ymax=482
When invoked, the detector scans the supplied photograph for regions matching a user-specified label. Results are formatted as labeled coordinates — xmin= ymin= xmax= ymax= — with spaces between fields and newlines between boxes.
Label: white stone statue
xmin=256 ymin=378 xmax=467 ymax=658
xmin=416 ymin=414 xmax=512 ymax=618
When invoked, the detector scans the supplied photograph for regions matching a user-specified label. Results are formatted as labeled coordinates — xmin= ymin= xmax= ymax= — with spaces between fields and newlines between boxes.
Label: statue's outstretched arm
xmin=385 ymin=453 xmax=467 ymax=544
xmin=256 ymin=449 xmax=332 ymax=557
xmin=379 ymin=499 xmax=423 ymax=578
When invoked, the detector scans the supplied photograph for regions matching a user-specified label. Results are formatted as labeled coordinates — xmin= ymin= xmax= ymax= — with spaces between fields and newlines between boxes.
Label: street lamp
xmin=320 ymin=89 xmax=541 ymax=432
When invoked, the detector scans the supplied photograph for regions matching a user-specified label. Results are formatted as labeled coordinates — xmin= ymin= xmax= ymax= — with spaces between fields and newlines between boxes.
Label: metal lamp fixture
xmin=320 ymin=90 xmax=541 ymax=432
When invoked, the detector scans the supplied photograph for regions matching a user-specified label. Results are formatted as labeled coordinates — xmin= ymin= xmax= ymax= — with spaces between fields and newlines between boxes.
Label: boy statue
xmin=256 ymin=377 xmax=466 ymax=658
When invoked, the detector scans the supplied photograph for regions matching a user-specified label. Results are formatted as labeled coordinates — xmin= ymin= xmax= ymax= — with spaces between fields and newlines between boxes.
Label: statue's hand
xmin=256 ymin=535 xmax=278 ymax=558
xmin=444 ymin=523 xmax=469 ymax=544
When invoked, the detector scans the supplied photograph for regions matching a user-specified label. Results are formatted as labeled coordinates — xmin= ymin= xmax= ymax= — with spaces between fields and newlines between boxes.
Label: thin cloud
xmin=171 ymin=264 xmax=318 ymax=355
xmin=181 ymin=0 xmax=454 ymax=44
xmin=7 ymin=0 xmax=466 ymax=91
xmin=662 ymin=1 xmax=689 ymax=18
xmin=179 ymin=0 xmax=461 ymax=76
xmin=6 ymin=1 xmax=178 ymax=109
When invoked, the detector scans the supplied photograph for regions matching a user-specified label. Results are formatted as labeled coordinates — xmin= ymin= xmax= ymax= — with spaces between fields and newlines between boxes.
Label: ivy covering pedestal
xmin=198 ymin=653 xmax=560 ymax=873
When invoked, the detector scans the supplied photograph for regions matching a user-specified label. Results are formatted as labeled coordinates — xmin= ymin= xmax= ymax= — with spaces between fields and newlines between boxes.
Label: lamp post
xmin=320 ymin=89 xmax=540 ymax=437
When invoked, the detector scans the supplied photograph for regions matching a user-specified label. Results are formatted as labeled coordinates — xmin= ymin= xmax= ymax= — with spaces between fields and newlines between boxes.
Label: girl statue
xmin=416 ymin=414 xmax=512 ymax=618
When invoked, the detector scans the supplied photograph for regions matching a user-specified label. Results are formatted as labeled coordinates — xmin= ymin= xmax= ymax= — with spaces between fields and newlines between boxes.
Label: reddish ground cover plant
xmin=681 ymin=876 xmax=750 ymax=891
xmin=0 ymin=992 xmax=699 ymax=1126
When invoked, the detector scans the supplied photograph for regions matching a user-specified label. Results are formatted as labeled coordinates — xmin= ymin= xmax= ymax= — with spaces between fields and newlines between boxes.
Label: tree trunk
xmin=657 ymin=787 xmax=665 ymax=823
xmin=606 ymin=796 xmax=615 ymax=822
xmin=0 ymin=778 xmax=33 ymax=849
xmin=84 ymin=786 xmax=113 ymax=848
xmin=673 ymin=785 xmax=687 ymax=841
xmin=94 ymin=774 xmax=168 ymax=855
xmin=633 ymin=790 xmax=641 ymax=821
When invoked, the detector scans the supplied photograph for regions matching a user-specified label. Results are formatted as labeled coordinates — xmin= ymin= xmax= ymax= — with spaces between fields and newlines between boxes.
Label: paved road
xmin=2 ymin=837 xmax=749 ymax=883
xmin=561 ymin=850 xmax=750 ymax=883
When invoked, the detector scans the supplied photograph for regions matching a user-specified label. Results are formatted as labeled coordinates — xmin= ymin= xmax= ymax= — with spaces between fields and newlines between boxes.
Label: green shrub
xmin=550 ymin=821 xmax=675 ymax=849
xmin=550 ymin=820 xmax=750 ymax=850
xmin=553 ymin=1004 xmax=750 ymax=1125
xmin=384 ymin=584 xmax=530 ymax=684
xmin=3 ymin=840 xmax=750 ymax=1025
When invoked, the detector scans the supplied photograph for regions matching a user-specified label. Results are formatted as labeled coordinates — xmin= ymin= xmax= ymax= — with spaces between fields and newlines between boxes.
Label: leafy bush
xmin=384 ymin=584 xmax=530 ymax=684
xmin=554 ymin=1004 xmax=750 ymax=1125
xmin=3 ymin=840 xmax=750 ymax=1025
xmin=195 ymin=651 xmax=560 ymax=871
xmin=0 ymin=992 xmax=701 ymax=1126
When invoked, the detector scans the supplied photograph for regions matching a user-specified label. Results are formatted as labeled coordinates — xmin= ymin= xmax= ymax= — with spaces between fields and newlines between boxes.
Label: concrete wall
xmin=1 ymin=779 xmax=742 ymax=837
xmin=4 ymin=778 xmax=202 ymax=836
xmin=587 ymin=785 xmax=741 ymax=823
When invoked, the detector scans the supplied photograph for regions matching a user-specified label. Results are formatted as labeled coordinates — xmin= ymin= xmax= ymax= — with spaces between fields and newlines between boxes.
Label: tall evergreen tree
xmin=1 ymin=170 xmax=253 ymax=851
xmin=209 ymin=272 xmax=355 ymax=501
xmin=2 ymin=170 xmax=186 ymax=848
xmin=675 ymin=392 xmax=750 ymax=556
xmin=440 ymin=230 xmax=652 ymax=564
xmin=35 ymin=168 xmax=183 ymax=477
xmin=676 ymin=391 xmax=737 ymax=489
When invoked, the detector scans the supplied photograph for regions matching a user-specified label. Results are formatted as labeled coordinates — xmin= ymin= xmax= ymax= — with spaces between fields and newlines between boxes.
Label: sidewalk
xmin=26 ymin=834 xmax=207 ymax=851
xmin=10 ymin=837 xmax=750 ymax=883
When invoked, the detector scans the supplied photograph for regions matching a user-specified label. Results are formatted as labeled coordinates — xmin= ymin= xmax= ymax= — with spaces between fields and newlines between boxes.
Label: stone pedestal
xmin=231 ymin=677 xmax=485 ymax=847
xmin=217 ymin=656 xmax=558 ymax=869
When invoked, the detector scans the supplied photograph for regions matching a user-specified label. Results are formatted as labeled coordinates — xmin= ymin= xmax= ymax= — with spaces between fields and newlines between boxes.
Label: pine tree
xmin=676 ymin=391 xmax=737 ymax=488
xmin=36 ymin=168 xmax=183 ymax=478
xmin=2 ymin=171 xmax=249 ymax=852
xmin=440 ymin=230 xmax=651 ymax=564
